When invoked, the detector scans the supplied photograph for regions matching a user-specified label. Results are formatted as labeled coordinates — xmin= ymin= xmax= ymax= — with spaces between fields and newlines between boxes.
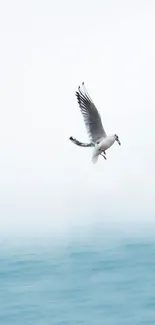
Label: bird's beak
xmin=117 ymin=139 xmax=121 ymax=145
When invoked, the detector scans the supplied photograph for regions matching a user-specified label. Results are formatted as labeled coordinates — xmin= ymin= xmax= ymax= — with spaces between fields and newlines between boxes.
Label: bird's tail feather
xmin=91 ymin=147 xmax=99 ymax=164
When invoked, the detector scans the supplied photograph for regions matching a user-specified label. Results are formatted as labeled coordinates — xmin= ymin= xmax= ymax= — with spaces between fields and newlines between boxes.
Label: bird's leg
xmin=101 ymin=153 xmax=107 ymax=160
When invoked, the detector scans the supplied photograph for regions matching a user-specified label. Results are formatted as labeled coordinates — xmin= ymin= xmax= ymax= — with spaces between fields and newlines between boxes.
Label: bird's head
xmin=114 ymin=134 xmax=121 ymax=145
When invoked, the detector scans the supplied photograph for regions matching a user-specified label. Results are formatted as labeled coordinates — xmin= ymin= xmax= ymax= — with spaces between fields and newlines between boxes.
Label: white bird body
xmin=98 ymin=136 xmax=116 ymax=151
xmin=92 ymin=136 xmax=116 ymax=164
xmin=69 ymin=82 xmax=121 ymax=163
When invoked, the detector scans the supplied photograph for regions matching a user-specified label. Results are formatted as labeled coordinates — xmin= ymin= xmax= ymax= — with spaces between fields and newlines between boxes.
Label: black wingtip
xmin=69 ymin=136 xmax=73 ymax=140
xmin=75 ymin=91 xmax=81 ymax=105
xmin=75 ymin=91 xmax=79 ymax=97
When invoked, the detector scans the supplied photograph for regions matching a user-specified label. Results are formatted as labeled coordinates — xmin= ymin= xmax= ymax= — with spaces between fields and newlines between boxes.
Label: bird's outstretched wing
xmin=76 ymin=82 xmax=106 ymax=143
xmin=69 ymin=136 xmax=94 ymax=147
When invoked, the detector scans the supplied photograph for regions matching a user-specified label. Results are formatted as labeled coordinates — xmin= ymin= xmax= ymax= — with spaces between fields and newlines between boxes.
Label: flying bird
xmin=69 ymin=82 xmax=121 ymax=163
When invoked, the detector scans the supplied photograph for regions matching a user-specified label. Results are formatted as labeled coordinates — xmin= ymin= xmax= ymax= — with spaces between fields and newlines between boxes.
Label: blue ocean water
xmin=0 ymin=234 xmax=155 ymax=324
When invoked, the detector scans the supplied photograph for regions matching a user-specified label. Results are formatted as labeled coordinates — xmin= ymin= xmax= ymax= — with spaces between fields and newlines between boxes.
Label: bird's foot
xmin=101 ymin=153 xmax=107 ymax=160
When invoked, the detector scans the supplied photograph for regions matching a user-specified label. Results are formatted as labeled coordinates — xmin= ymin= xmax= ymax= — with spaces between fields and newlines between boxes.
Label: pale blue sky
xmin=0 ymin=0 xmax=155 ymax=235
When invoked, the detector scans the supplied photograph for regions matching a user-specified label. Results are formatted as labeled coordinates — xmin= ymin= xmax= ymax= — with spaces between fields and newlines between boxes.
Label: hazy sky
xmin=0 ymin=0 xmax=155 ymax=236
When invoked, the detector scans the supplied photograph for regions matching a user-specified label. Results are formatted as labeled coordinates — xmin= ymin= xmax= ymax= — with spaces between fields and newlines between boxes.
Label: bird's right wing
xmin=76 ymin=82 xmax=106 ymax=143
xmin=69 ymin=136 xmax=93 ymax=147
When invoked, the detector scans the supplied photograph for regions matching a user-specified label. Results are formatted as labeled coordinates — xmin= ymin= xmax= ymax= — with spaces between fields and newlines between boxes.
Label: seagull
xmin=69 ymin=82 xmax=121 ymax=163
